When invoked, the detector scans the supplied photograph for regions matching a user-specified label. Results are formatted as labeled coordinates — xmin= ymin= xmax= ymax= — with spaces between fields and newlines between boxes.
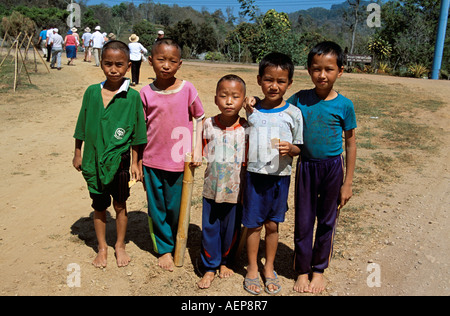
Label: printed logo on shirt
xmin=114 ymin=128 xmax=125 ymax=140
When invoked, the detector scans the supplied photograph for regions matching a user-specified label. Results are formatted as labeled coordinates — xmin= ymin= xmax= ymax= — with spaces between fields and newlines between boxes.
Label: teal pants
xmin=143 ymin=166 xmax=183 ymax=255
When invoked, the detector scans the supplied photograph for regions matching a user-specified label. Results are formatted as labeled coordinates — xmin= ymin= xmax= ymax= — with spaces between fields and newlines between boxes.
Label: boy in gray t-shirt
xmin=243 ymin=53 xmax=303 ymax=295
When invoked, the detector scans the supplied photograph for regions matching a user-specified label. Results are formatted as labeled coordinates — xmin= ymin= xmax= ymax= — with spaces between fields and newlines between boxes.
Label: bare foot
xmin=219 ymin=265 xmax=234 ymax=279
xmin=93 ymin=248 xmax=107 ymax=268
xmin=115 ymin=246 xmax=131 ymax=267
xmin=158 ymin=253 xmax=174 ymax=272
xmin=309 ymin=272 xmax=326 ymax=294
xmin=293 ymin=274 xmax=310 ymax=293
xmin=197 ymin=271 xmax=215 ymax=289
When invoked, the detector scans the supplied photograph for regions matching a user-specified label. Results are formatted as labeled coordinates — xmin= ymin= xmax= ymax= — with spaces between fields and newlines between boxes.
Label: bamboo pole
xmin=23 ymin=33 xmax=33 ymax=61
xmin=173 ymin=152 xmax=195 ymax=267
xmin=235 ymin=226 xmax=248 ymax=262
xmin=0 ymin=27 xmax=9 ymax=54
xmin=13 ymin=40 xmax=18 ymax=92
xmin=30 ymin=39 xmax=50 ymax=73
xmin=17 ymin=43 xmax=32 ymax=85
xmin=0 ymin=32 xmax=21 ymax=68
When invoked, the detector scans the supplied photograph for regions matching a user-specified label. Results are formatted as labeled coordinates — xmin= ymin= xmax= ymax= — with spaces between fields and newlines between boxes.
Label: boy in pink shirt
xmin=140 ymin=39 xmax=204 ymax=271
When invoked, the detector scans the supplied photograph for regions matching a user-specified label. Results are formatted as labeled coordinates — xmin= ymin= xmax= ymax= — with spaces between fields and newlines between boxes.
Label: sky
xmin=84 ymin=0 xmax=349 ymax=14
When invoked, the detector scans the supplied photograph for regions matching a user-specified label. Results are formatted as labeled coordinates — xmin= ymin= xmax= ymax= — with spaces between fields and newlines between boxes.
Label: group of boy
xmin=72 ymin=37 xmax=356 ymax=295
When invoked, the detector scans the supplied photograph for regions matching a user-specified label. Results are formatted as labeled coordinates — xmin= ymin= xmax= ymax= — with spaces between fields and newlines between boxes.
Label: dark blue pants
xmin=294 ymin=155 xmax=344 ymax=274
xmin=201 ymin=198 xmax=241 ymax=271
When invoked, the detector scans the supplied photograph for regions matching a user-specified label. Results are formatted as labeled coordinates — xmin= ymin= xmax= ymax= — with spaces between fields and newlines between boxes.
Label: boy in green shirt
xmin=73 ymin=40 xmax=147 ymax=268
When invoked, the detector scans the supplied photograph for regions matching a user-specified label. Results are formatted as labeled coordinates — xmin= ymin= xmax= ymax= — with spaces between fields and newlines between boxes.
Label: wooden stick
xmin=17 ymin=44 xmax=32 ymax=85
xmin=0 ymin=32 xmax=20 ymax=68
xmin=24 ymin=33 xmax=34 ymax=61
xmin=13 ymin=40 xmax=18 ymax=92
xmin=0 ymin=27 xmax=9 ymax=54
xmin=174 ymin=153 xmax=195 ymax=267
xmin=30 ymin=40 xmax=50 ymax=73
xmin=235 ymin=226 xmax=248 ymax=262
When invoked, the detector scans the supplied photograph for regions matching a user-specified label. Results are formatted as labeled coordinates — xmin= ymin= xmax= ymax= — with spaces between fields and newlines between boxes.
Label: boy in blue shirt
xmin=288 ymin=41 xmax=357 ymax=293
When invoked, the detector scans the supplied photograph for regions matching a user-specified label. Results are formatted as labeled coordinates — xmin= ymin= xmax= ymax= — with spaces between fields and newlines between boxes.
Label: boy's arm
xmin=73 ymin=139 xmax=83 ymax=172
xmin=131 ymin=144 xmax=144 ymax=182
xmin=340 ymin=129 xmax=356 ymax=208
xmin=191 ymin=116 xmax=205 ymax=168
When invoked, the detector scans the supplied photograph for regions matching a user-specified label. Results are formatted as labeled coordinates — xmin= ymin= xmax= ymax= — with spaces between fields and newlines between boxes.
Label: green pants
xmin=143 ymin=166 xmax=183 ymax=255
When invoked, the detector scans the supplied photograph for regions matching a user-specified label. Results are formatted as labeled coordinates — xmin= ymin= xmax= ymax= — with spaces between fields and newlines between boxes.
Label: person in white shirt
xmin=46 ymin=27 xmax=54 ymax=62
xmin=90 ymin=26 xmax=105 ymax=67
xmin=128 ymin=34 xmax=148 ymax=86
xmin=81 ymin=27 xmax=92 ymax=62
xmin=49 ymin=28 xmax=64 ymax=70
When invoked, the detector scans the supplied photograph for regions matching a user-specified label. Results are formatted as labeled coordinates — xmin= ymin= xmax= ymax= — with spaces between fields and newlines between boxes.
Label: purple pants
xmin=294 ymin=155 xmax=343 ymax=274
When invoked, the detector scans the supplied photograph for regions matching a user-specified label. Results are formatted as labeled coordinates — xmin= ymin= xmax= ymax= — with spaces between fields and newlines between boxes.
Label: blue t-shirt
xmin=39 ymin=30 xmax=47 ymax=40
xmin=287 ymin=89 xmax=357 ymax=160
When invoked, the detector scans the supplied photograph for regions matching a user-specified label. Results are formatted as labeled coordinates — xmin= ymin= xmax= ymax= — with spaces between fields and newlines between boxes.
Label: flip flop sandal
xmin=243 ymin=277 xmax=262 ymax=295
xmin=264 ymin=272 xmax=282 ymax=294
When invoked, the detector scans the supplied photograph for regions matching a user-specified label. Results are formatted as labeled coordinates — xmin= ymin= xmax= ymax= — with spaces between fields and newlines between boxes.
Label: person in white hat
xmin=128 ymin=34 xmax=148 ymax=86
xmin=71 ymin=27 xmax=80 ymax=51
xmin=90 ymin=26 xmax=104 ymax=66
xmin=49 ymin=28 xmax=63 ymax=70
xmin=157 ymin=30 xmax=164 ymax=41
xmin=81 ymin=27 xmax=92 ymax=62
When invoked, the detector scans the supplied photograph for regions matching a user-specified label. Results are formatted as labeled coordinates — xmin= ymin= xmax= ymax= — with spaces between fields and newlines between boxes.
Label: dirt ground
xmin=0 ymin=51 xmax=449 ymax=297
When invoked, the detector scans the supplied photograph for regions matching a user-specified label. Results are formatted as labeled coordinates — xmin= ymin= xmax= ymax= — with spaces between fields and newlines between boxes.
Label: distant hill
xmin=288 ymin=0 xmax=374 ymax=29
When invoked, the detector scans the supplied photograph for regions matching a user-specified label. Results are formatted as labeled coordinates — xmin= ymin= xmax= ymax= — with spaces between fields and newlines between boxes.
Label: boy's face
xmin=215 ymin=80 xmax=245 ymax=117
xmin=149 ymin=44 xmax=182 ymax=80
xmin=101 ymin=49 xmax=131 ymax=84
xmin=257 ymin=66 xmax=292 ymax=103
xmin=308 ymin=53 xmax=344 ymax=92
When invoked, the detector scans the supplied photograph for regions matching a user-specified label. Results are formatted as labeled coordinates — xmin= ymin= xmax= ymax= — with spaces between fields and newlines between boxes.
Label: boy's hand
xmin=277 ymin=141 xmax=300 ymax=157
xmin=339 ymin=182 xmax=353 ymax=208
xmin=243 ymin=96 xmax=257 ymax=113
xmin=189 ymin=151 xmax=202 ymax=168
xmin=131 ymin=163 xmax=143 ymax=183
xmin=73 ymin=155 xmax=82 ymax=172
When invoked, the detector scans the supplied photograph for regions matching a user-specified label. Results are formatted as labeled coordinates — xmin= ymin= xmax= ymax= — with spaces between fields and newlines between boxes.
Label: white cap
xmin=95 ymin=26 xmax=101 ymax=31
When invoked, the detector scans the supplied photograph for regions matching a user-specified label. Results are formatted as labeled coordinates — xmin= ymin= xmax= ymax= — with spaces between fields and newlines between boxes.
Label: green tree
xmin=238 ymin=0 xmax=259 ymax=21
xmin=81 ymin=7 xmax=99 ymax=30
xmin=375 ymin=0 xmax=446 ymax=71
xmin=133 ymin=19 xmax=158 ymax=50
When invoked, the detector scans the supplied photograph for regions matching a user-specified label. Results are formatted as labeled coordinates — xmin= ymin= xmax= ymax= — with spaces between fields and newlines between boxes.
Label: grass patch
xmin=381 ymin=119 xmax=439 ymax=152
xmin=0 ymin=55 xmax=39 ymax=93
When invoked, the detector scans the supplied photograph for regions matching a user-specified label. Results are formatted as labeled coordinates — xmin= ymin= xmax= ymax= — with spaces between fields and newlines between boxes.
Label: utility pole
xmin=431 ymin=0 xmax=449 ymax=80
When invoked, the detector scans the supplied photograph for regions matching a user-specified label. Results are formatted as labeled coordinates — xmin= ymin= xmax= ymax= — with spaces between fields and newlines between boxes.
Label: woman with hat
xmin=81 ymin=27 xmax=92 ymax=62
xmin=64 ymin=30 xmax=79 ymax=66
xmin=128 ymin=34 xmax=148 ymax=86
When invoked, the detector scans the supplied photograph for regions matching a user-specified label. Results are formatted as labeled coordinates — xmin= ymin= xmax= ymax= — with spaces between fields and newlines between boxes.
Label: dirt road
xmin=0 ymin=55 xmax=448 ymax=296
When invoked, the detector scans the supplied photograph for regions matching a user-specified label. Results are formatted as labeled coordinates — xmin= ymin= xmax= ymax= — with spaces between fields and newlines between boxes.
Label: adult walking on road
xmin=128 ymin=34 xmax=148 ymax=86
xmin=91 ymin=26 xmax=105 ymax=67
xmin=64 ymin=30 xmax=79 ymax=66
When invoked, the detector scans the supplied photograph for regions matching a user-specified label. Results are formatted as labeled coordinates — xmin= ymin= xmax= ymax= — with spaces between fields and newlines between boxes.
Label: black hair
xmin=258 ymin=52 xmax=294 ymax=81
xmin=216 ymin=74 xmax=246 ymax=94
xmin=151 ymin=38 xmax=181 ymax=57
xmin=101 ymin=40 xmax=130 ymax=62
xmin=307 ymin=41 xmax=344 ymax=68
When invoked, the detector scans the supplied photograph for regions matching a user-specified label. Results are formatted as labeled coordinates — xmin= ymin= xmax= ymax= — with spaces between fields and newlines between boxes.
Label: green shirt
xmin=74 ymin=79 xmax=147 ymax=194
